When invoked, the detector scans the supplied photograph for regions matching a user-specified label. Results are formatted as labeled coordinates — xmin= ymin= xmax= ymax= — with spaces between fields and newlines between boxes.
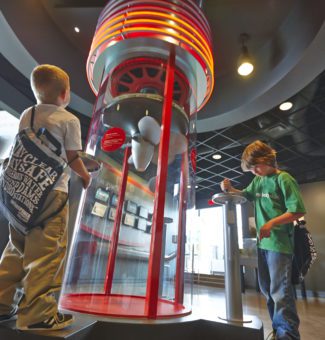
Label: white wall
xmin=300 ymin=181 xmax=325 ymax=294
xmin=0 ymin=110 xmax=19 ymax=160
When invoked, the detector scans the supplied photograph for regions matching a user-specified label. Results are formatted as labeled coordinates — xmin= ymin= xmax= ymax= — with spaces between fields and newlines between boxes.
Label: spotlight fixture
xmin=74 ymin=27 xmax=80 ymax=33
xmin=279 ymin=101 xmax=293 ymax=111
xmin=212 ymin=154 xmax=222 ymax=160
xmin=237 ymin=33 xmax=254 ymax=76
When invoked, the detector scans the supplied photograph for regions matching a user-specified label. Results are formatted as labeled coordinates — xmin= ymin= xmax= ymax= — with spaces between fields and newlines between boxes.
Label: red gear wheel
xmin=110 ymin=58 xmax=190 ymax=108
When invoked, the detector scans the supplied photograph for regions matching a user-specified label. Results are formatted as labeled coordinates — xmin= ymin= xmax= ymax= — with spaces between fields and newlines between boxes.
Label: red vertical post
xmin=104 ymin=147 xmax=131 ymax=294
xmin=175 ymin=152 xmax=188 ymax=304
xmin=85 ymin=71 xmax=107 ymax=147
xmin=145 ymin=46 xmax=176 ymax=318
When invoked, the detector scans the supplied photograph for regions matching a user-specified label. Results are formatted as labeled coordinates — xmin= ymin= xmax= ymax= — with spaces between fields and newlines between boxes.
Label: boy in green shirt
xmin=221 ymin=140 xmax=305 ymax=340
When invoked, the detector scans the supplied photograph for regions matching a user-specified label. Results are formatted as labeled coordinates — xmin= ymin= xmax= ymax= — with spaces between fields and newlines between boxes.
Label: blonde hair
xmin=31 ymin=64 xmax=69 ymax=104
xmin=241 ymin=140 xmax=277 ymax=171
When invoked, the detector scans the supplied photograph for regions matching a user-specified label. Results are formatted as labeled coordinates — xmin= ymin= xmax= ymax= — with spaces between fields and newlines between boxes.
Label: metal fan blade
xmin=148 ymin=176 xmax=156 ymax=193
xmin=131 ymin=137 xmax=154 ymax=172
xmin=170 ymin=132 xmax=187 ymax=154
xmin=138 ymin=116 xmax=161 ymax=145
xmin=128 ymin=154 xmax=134 ymax=165
xmin=151 ymin=146 xmax=176 ymax=165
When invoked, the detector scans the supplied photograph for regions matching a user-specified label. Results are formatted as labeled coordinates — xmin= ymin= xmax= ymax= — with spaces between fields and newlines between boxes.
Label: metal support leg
xmin=223 ymin=201 xmax=243 ymax=321
xmin=212 ymin=193 xmax=251 ymax=323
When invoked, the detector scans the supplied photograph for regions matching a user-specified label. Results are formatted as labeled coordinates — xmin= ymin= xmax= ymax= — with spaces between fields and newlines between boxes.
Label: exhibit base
xmin=0 ymin=312 xmax=264 ymax=340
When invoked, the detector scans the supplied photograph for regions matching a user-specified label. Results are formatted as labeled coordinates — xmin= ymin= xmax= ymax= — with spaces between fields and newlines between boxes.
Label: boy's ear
xmin=60 ymin=89 xmax=67 ymax=99
xmin=59 ymin=89 xmax=70 ymax=104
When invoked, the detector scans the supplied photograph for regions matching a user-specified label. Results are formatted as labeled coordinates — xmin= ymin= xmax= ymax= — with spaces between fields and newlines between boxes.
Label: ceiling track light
xmin=237 ymin=33 xmax=254 ymax=76
xmin=279 ymin=101 xmax=293 ymax=111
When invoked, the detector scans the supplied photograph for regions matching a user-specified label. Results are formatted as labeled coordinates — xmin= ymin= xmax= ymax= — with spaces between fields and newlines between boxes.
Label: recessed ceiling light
xmin=279 ymin=101 xmax=293 ymax=111
xmin=212 ymin=154 xmax=222 ymax=160
xmin=195 ymin=185 xmax=199 ymax=189
xmin=74 ymin=27 xmax=80 ymax=33
xmin=237 ymin=62 xmax=254 ymax=76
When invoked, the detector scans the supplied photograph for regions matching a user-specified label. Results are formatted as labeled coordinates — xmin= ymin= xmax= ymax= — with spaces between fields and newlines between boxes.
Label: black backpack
xmin=0 ymin=106 xmax=67 ymax=234
xmin=291 ymin=220 xmax=317 ymax=284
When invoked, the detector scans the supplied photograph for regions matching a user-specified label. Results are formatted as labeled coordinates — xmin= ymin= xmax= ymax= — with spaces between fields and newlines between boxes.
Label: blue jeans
xmin=257 ymin=249 xmax=300 ymax=340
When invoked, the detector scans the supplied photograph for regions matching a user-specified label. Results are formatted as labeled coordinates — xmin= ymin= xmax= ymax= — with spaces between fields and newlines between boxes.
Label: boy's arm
xmin=259 ymin=211 xmax=305 ymax=240
xmin=66 ymin=150 xmax=91 ymax=189
xmin=220 ymin=178 xmax=242 ymax=193
xmin=260 ymin=172 xmax=307 ymax=239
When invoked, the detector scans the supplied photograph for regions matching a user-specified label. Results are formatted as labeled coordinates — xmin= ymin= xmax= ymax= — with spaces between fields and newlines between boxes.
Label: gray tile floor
xmin=189 ymin=285 xmax=325 ymax=339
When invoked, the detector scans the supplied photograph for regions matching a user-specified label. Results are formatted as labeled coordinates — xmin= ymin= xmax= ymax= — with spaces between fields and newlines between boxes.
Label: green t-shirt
xmin=243 ymin=171 xmax=306 ymax=254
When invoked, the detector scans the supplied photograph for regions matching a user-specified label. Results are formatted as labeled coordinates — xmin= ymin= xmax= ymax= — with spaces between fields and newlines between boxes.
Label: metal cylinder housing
xmin=86 ymin=0 xmax=214 ymax=112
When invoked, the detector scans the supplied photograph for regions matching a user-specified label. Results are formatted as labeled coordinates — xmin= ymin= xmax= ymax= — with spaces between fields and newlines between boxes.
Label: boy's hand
xmin=82 ymin=173 xmax=91 ymax=189
xmin=259 ymin=221 xmax=274 ymax=240
xmin=220 ymin=178 xmax=232 ymax=192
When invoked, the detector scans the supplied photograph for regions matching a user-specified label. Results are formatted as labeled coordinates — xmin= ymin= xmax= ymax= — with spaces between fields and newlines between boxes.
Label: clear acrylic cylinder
xmin=60 ymin=0 xmax=214 ymax=319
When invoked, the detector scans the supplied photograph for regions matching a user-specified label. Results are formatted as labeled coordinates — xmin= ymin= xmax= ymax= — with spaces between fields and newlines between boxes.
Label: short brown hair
xmin=31 ymin=64 xmax=69 ymax=104
xmin=241 ymin=140 xmax=277 ymax=171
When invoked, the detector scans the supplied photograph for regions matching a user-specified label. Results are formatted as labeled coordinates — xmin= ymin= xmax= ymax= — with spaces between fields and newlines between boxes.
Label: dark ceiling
xmin=1 ymin=0 xmax=325 ymax=207
xmin=195 ymin=70 xmax=325 ymax=205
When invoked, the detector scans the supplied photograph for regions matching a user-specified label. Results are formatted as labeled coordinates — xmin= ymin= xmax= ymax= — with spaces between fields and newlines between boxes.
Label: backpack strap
xmin=29 ymin=105 xmax=79 ymax=165
xmin=31 ymin=105 xmax=36 ymax=130
xmin=31 ymin=106 xmax=62 ymax=157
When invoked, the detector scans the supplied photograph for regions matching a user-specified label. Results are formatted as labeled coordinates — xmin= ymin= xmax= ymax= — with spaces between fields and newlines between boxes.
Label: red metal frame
xmin=145 ymin=46 xmax=176 ymax=318
xmin=60 ymin=293 xmax=191 ymax=319
xmin=175 ymin=152 xmax=188 ymax=304
xmin=104 ymin=147 xmax=131 ymax=294
xmin=98 ymin=1 xmax=212 ymax=44
xmin=85 ymin=70 xmax=108 ymax=148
